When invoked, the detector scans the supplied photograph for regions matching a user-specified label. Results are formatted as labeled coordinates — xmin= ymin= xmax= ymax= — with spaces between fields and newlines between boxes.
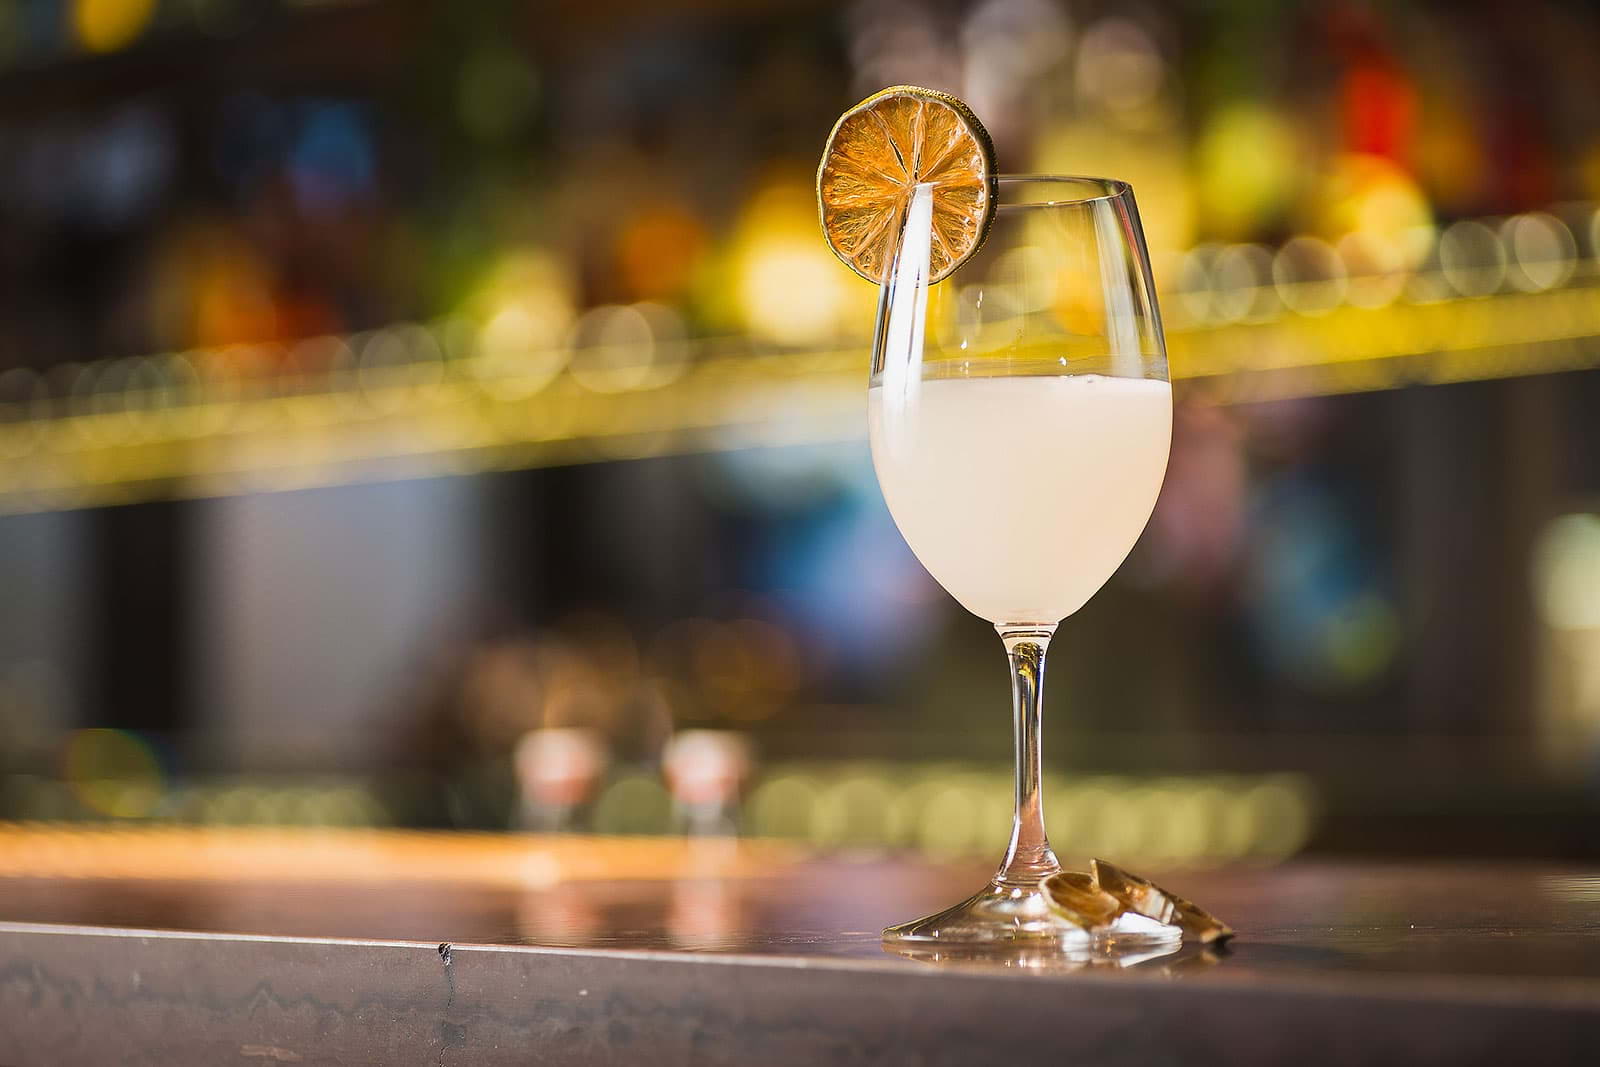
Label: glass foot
xmin=884 ymin=936 xmax=1187 ymax=971
xmin=883 ymin=878 xmax=1184 ymax=946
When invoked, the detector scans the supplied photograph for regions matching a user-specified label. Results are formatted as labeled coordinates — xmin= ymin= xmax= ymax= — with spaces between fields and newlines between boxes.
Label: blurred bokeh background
xmin=1 ymin=0 xmax=1599 ymax=871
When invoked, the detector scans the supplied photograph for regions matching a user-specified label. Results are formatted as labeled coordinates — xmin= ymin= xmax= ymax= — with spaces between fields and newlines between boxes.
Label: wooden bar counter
xmin=1 ymin=825 xmax=1598 ymax=1065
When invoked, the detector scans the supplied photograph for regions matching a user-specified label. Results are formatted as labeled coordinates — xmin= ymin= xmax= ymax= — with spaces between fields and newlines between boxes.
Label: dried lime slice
xmin=817 ymin=85 xmax=997 ymax=285
xmin=1091 ymin=859 xmax=1236 ymax=944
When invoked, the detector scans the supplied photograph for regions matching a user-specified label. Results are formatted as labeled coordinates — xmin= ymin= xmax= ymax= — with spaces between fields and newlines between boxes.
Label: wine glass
xmin=871 ymin=176 xmax=1171 ymax=944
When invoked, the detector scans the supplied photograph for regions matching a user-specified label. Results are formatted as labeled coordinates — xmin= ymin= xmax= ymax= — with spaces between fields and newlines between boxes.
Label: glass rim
xmin=993 ymin=175 xmax=1132 ymax=209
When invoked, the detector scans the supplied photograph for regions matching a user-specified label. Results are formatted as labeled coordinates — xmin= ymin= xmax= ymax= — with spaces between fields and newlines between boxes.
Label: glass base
xmin=884 ymin=935 xmax=1187 ymax=971
xmin=883 ymin=878 xmax=1184 ymax=947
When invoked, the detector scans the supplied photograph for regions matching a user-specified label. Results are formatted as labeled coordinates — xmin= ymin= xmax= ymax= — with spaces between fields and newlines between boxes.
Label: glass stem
xmin=994 ymin=624 xmax=1060 ymax=888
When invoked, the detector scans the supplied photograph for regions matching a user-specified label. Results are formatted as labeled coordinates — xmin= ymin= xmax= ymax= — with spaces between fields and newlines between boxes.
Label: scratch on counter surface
xmin=437 ymin=942 xmax=462 ymax=1066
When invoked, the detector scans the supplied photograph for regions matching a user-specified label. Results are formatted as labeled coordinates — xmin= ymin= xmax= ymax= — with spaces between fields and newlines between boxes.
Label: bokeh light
xmin=62 ymin=728 xmax=165 ymax=819
xmin=1210 ymin=244 xmax=1275 ymax=323
xmin=615 ymin=204 xmax=710 ymax=302
xmin=1076 ymin=17 xmax=1165 ymax=115
xmin=73 ymin=0 xmax=156 ymax=53
xmin=1535 ymin=514 xmax=1600 ymax=631
xmin=1312 ymin=154 xmax=1433 ymax=272
xmin=1438 ymin=220 xmax=1508 ymax=298
xmin=1503 ymin=213 xmax=1577 ymax=293
xmin=466 ymin=250 xmax=577 ymax=397
xmin=568 ymin=303 xmax=689 ymax=393
xmin=1336 ymin=229 xmax=1410 ymax=309
xmin=847 ymin=0 xmax=960 ymax=97
xmin=1195 ymin=104 xmax=1299 ymax=240
xmin=1273 ymin=236 xmax=1348 ymax=316
xmin=457 ymin=45 xmax=541 ymax=143
xmin=730 ymin=181 xmax=858 ymax=347
xmin=960 ymin=0 xmax=1072 ymax=135
xmin=592 ymin=774 xmax=672 ymax=835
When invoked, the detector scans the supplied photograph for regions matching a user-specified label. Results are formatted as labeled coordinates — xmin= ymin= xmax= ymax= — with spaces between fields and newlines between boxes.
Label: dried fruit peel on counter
xmin=1040 ymin=871 xmax=1126 ymax=932
xmin=1091 ymin=858 xmax=1235 ymax=945
xmin=816 ymin=85 xmax=997 ymax=285
xmin=1040 ymin=861 xmax=1235 ymax=944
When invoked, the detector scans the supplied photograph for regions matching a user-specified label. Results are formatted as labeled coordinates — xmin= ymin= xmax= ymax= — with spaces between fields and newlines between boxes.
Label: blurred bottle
xmin=512 ymin=726 xmax=609 ymax=832
xmin=661 ymin=730 xmax=753 ymax=837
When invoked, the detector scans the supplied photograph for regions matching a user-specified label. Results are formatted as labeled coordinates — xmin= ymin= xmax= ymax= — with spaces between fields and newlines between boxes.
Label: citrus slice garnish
xmin=817 ymin=85 xmax=997 ymax=285
xmin=1091 ymin=858 xmax=1236 ymax=944
xmin=1041 ymin=870 xmax=1126 ymax=932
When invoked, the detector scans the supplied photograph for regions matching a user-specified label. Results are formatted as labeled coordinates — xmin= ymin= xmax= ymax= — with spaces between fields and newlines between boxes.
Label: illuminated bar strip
xmin=0 ymin=824 xmax=795 ymax=885
xmin=1 ymin=283 xmax=1598 ymax=514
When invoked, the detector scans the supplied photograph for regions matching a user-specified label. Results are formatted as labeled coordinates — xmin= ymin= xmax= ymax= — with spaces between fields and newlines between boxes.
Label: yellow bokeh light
xmin=62 ymin=728 xmax=165 ymax=818
xmin=74 ymin=0 xmax=157 ymax=54
xmin=1310 ymin=154 xmax=1433 ymax=271
xmin=465 ymin=249 xmax=577 ymax=394
xmin=1195 ymin=103 xmax=1299 ymax=240
xmin=728 ymin=179 xmax=862 ymax=347
xmin=738 ymin=239 xmax=851 ymax=347
xmin=746 ymin=774 xmax=820 ymax=839
xmin=811 ymin=776 xmax=897 ymax=851
xmin=1535 ymin=514 xmax=1600 ymax=630
xmin=1337 ymin=230 xmax=1409 ymax=309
